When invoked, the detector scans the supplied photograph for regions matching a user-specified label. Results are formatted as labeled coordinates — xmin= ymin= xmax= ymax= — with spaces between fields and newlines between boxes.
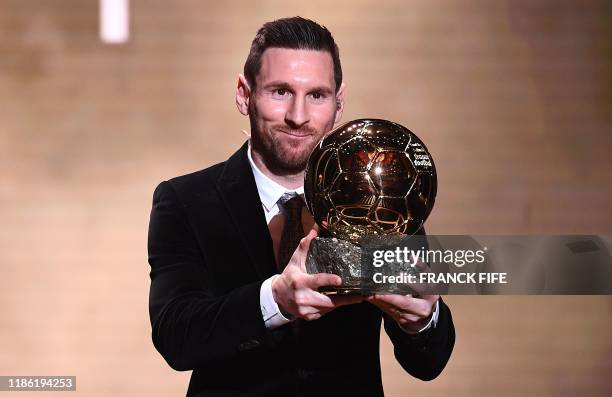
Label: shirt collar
xmin=247 ymin=142 xmax=304 ymax=213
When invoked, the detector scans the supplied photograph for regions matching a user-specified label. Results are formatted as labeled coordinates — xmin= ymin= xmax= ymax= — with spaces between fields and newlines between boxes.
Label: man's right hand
xmin=271 ymin=228 xmax=364 ymax=321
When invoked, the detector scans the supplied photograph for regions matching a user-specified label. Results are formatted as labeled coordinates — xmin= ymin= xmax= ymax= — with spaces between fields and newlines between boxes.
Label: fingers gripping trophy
xmin=303 ymin=118 xmax=437 ymax=295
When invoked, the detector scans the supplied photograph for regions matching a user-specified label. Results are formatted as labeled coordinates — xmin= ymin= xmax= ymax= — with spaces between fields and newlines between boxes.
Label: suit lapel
xmin=215 ymin=142 xmax=278 ymax=279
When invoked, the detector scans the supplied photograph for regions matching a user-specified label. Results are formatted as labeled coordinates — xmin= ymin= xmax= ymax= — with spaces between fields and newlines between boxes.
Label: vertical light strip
xmin=99 ymin=0 xmax=130 ymax=44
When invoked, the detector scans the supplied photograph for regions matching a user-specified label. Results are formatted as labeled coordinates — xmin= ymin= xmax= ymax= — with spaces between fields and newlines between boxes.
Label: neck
xmin=250 ymin=148 xmax=304 ymax=190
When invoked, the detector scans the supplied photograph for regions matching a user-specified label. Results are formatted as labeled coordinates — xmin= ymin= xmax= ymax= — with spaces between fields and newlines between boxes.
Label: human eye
xmin=271 ymin=88 xmax=291 ymax=99
xmin=308 ymin=91 xmax=328 ymax=103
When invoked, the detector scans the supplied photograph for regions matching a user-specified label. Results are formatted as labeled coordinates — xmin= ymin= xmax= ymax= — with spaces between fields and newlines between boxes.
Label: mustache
xmin=273 ymin=126 xmax=317 ymax=136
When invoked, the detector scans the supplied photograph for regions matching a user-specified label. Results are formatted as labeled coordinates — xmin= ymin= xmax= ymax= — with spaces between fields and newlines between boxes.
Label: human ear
xmin=334 ymin=82 xmax=346 ymax=124
xmin=235 ymin=74 xmax=251 ymax=116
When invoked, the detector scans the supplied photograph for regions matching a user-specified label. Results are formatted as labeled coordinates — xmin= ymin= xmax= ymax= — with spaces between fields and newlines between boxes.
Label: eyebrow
xmin=262 ymin=81 xmax=334 ymax=95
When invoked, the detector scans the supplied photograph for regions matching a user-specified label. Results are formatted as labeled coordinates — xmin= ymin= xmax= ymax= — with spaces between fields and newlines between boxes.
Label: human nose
xmin=285 ymin=95 xmax=309 ymax=128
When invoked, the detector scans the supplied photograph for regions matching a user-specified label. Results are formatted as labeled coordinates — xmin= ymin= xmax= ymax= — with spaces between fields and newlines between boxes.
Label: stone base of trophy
xmin=305 ymin=236 xmax=419 ymax=295
xmin=305 ymin=237 xmax=365 ymax=295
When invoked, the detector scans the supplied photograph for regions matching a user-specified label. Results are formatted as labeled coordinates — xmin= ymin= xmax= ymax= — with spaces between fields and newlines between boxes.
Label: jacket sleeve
xmin=383 ymin=296 xmax=455 ymax=380
xmin=147 ymin=181 xmax=273 ymax=371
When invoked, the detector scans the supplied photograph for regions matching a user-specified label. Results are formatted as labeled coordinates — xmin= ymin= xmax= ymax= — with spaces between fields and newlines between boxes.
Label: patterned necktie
xmin=277 ymin=193 xmax=305 ymax=271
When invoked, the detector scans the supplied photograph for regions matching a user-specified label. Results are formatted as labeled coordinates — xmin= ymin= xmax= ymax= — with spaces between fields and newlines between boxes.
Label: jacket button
xmin=238 ymin=339 xmax=261 ymax=351
xmin=298 ymin=369 xmax=315 ymax=380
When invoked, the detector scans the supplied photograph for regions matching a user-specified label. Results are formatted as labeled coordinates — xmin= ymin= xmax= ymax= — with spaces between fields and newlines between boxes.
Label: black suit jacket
xmin=147 ymin=142 xmax=455 ymax=397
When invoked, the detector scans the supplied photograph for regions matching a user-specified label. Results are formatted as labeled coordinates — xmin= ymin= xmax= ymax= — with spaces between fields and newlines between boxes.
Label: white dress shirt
xmin=247 ymin=144 xmax=439 ymax=333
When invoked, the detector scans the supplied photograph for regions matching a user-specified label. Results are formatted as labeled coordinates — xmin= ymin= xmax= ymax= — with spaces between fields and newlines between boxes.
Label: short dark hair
xmin=244 ymin=16 xmax=342 ymax=92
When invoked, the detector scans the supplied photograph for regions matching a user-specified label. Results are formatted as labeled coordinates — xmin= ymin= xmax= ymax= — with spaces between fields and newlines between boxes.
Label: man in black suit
xmin=148 ymin=16 xmax=455 ymax=397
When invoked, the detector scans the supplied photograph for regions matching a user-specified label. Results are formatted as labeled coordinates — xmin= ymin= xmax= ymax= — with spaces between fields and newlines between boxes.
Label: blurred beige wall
xmin=1 ymin=0 xmax=611 ymax=396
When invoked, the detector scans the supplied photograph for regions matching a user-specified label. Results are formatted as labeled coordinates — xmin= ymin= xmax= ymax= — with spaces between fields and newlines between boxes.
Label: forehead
xmin=257 ymin=48 xmax=335 ymax=89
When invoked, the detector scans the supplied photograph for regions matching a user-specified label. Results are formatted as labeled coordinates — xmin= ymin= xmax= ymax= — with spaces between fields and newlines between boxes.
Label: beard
xmin=249 ymin=117 xmax=326 ymax=175
xmin=251 ymin=126 xmax=318 ymax=174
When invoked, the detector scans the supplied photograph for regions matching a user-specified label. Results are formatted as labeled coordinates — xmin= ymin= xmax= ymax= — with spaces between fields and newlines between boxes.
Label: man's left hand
xmin=366 ymin=293 xmax=439 ymax=334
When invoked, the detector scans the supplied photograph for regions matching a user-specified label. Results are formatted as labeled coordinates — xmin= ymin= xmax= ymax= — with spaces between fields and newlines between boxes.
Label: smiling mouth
xmin=278 ymin=129 xmax=313 ymax=138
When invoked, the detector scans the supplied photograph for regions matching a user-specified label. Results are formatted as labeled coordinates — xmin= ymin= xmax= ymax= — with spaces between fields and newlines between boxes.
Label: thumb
xmin=299 ymin=227 xmax=319 ymax=251
xmin=311 ymin=222 xmax=320 ymax=234
xmin=306 ymin=226 xmax=318 ymax=239
xmin=294 ymin=228 xmax=319 ymax=272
